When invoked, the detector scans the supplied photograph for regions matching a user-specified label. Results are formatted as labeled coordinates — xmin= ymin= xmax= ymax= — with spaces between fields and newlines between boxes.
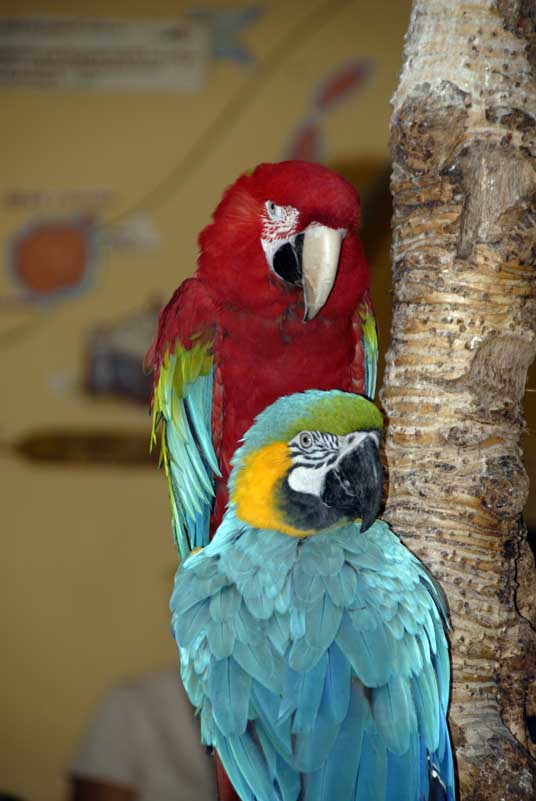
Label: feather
xmin=272 ymin=753 xmax=301 ymax=801
xmin=293 ymin=567 xmax=325 ymax=604
xmin=385 ymin=732 xmax=419 ymax=801
xmin=418 ymin=737 xmax=430 ymax=801
xmin=215 ymin=736 xmax=256 ymax=801
xmin=233 ymin=639 xmax=282 ymax=694
xmin=290 ymin=606 xmax=306 ymax=640
xmin=233 ymin=601 xmax=264 ymax=645
xmin=173 ymin=599 xmax=209 ymax=648
xmin=370 ymin=674 xmax=417 ymax=755
xmin=174 ymin=571 xmax=211 ymax=613
xmin=322 ymin=643 xmax=352 ymax=724
xmin=411 ymin=661 xmax=440 ymax=752
xmin=185 ymin=374 xmax=220 ymax=474
xmin=209 ymin=585 xmax=241 ymax=622
xmin=152 ymin=344 xmax=218 ymax=559
xmin=423 ymin=607 xmax=438 ymax=653
xmin=293 ymin=711 xmax=340 ymax=773
xmin=207 ymin=619 xmax=235 ymax=658
xmin=227 ymin=731 xmax=276 ymax=801
xmin=200 ymin=699 xmax=216 ymax=746
xmin=347 ymin=606 xmax=378 ymax=632
xmin=219 ymin=545 xmax=256 ymax=581
xmin=287 ymin=638 xmax=325 ymax=672
xmin=304 ymin=593 xmax=343 ymax=651
xmin=274 ymin=574 xmax=293 ymax=614
xmin=322 ymin=563 xmax=358 ymax=607
xmin=302 ymin=688 xmax=367 ymax=801
xmin=354 ymin=727 xmax=388 ymax=801
xmin=290 ymin=654 xmax=327 ymax=734
xmin=278 ymin=667 xmax=301 ymax=723
xmin=395 ymin=630 xmax=424 ymax=678
xmin=336 ymin=614 xmax=393 ymax=687
xmin=385 ymin=611 xmax=404 ymax=640
xmin=397 ymin=602 xmax=425 ymax=635
xmin=432 ymin=644 xmax=451 ymax=716
xmin=266 ymin=612 xmax=291 ymax=655
xmin=208 ymin=657 xmax=251 ymax=736
xmin=434 ymin=631 xmax=451 ymax=693
xmin=243 ymin=591 xmax=275 ymax=620
xmin=358 ymin=291 xmax=378 ymax=399
xmin=300 ymin=535 xmax=345 ymax=576
xmin=251 ymin=680 xmax=293 ymax=761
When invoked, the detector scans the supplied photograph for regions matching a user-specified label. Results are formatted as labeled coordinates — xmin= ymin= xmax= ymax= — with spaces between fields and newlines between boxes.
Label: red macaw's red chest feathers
xmin=148 ymin=160 xmax=374 ymax=536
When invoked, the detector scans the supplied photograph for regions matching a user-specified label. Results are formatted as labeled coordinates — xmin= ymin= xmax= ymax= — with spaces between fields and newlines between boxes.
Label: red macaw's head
xmin=197 ymin=161 xmax=370 ymax=320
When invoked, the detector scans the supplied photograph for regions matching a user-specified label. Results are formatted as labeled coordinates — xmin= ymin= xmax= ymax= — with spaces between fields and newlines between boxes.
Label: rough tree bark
xmin=381 ymin=1 xmax=536 ymax=799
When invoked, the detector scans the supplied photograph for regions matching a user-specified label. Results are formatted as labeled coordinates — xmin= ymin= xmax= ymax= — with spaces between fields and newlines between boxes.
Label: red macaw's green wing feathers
xmin=353 ymin=289 xmax=378 ymax=400
xmin=151 ymin=339 xmax=220 ymax=561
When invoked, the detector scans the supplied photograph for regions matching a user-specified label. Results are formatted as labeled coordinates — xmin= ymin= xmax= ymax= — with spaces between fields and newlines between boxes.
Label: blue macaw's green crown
xmin=232 ymin=389 xmax=383 ymax=466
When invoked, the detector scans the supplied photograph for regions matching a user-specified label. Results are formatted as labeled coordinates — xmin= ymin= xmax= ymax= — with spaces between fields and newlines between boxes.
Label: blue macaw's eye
xmin=299 ymin=432 xmax=313 ymax=449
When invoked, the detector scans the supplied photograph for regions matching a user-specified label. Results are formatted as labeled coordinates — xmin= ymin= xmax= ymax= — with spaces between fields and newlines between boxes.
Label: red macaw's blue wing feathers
xmin=150 ymin=340 xmax=220 ymax=560
xmin=171 ymin=516 xmax=455 ymax=801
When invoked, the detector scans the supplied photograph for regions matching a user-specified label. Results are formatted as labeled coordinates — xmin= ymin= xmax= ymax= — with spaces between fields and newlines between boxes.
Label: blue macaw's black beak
xmin=321 ymin=433 xmax=383 ymax=533
xmin=272 ymin=233 xmax=305 ymax=286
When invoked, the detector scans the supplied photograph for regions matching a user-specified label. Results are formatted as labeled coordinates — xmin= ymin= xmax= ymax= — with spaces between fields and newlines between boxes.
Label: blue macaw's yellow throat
xmin=231 ymin=443 xmax=316 ymax=537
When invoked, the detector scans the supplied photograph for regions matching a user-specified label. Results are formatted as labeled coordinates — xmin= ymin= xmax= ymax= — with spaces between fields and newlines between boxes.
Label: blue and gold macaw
xmin=171 ymin=390 xmax=455 ymax=801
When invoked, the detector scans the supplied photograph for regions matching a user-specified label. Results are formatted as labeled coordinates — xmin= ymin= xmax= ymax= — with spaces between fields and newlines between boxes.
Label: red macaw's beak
xmin=301 ymin=223 xmax=346 ymax=320
xmin=271 ymin=223 xmax=346 ymax=321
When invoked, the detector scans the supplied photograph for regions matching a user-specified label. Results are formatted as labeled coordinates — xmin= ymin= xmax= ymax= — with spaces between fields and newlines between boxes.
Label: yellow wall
xmin=1 ymin=2 xmax=534 ymax=801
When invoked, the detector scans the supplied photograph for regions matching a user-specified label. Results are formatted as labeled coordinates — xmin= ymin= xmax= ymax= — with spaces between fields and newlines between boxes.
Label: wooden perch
xmin=382 ymin=1 xmax=536 ymax=799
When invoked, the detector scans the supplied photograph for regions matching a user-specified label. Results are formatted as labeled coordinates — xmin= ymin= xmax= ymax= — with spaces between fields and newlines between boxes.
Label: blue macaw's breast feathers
xmin=171 ymin=514 xmax=456 ymax=801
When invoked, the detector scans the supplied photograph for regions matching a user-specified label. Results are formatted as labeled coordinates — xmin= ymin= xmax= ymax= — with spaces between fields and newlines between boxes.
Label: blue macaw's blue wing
xmin=171 ymin=515 xmax=456 ymax=801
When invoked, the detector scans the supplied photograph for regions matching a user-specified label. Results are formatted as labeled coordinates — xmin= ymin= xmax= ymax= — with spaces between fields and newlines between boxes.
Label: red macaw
xmin=147 ymin=160 xmax=377 ymax=801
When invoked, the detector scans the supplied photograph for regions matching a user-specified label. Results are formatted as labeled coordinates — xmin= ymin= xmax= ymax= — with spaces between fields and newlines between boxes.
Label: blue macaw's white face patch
xmin=287 ymin=430 xmax=380 ymax=497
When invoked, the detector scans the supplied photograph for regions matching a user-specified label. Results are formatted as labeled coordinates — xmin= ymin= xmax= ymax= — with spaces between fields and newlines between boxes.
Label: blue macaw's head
xmin=229 ymin=389 xmax=383 ymax=537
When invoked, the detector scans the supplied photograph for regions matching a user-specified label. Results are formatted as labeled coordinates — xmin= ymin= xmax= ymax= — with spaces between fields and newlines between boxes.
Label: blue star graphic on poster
xmin=190 ymin=6 xmax=264 ymax=65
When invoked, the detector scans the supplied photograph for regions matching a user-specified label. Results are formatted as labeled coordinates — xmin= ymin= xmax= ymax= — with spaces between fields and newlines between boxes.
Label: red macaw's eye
xmin=265 ymin=200 xmax=279 ymax=219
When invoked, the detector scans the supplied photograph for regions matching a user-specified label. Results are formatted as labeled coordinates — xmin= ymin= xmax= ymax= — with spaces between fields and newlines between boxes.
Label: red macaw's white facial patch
xmin=261 ymin=200 xmax=300 ymax=257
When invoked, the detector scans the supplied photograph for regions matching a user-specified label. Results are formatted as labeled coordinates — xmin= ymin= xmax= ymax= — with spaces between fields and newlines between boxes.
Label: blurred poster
xmin=0 ymin=17 xmax=209 ymax=92
xmin=8 ymin=216 xmax=97 ymax=303
xmin=285 ymin=60 xmax=372 ymax=162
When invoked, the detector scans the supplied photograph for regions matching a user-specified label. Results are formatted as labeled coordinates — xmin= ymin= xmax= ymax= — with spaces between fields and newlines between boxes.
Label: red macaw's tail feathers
xmin=215 ymin=751 xmax=241 ymax=801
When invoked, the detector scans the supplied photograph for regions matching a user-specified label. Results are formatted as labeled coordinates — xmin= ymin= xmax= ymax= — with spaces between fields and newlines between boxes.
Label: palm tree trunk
xmin=382 ymin=1 xmax=536 ymax=799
